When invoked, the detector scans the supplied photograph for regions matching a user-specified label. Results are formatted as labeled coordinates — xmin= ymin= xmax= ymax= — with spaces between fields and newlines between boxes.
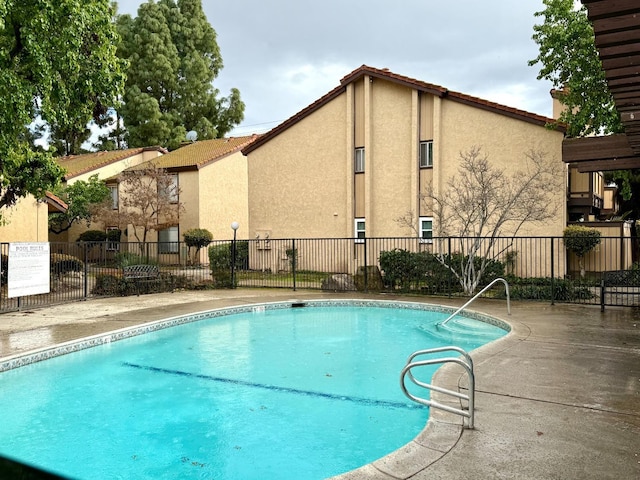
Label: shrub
xmin=563 ymin=225 xmax=602 ymax=257
xmin=500 ymin=277 xmax=593 ymax=301
xmin=379 ymin=249 xmax=430 ymax=290
xmin=183 ymin=228 xmax=213 ymax=249
xmin=378 ymin=249 xmax=503 ymax=293
xmin=92 ymin=274 xmax=128 ymax=296
xmin=285 ymin=247 xmax=297 ymax=271
xmin=208 ymin=242 xmax=249 ymax=288
xmin=92 ymin=273 xmax=193 ymax=296
xmin=563 ymin=225 xmax=601 ymax=278
xmin=50 ymin=253 xmax=84 ymax=277
xmin=209 ymin=243 xmax=234 ymax=288
xmin=235 ymin=241 xmax=249 ymax=270
xmin=184 ymin=228 xmax=213 ymax=265
xmin=76 ymin=230 xmax=107 ymax=243
xmin=113 ymin=252 xmax=157 ymax=268
xmin=106 ymin=229 xmax=121 ymax=242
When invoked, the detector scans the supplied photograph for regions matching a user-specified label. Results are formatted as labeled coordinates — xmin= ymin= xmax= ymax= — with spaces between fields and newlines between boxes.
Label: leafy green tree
xmin=49 ymin=174 xmax=111 ymax=234
xmin=0 ymin=0 xmax=125 ymax=219
xmin=529 ymin=0 xmax=623 ymax=137
xmin=117 ymin=0 xmax=245 ymax=150
xmin=563 ymin=225 xmax=601 ymax=278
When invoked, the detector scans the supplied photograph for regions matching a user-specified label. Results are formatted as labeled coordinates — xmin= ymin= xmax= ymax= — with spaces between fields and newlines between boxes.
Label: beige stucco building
xmin=110 ymin=136 xmax=256 ymax=263
xmin=51 ymin=147 xmax=167 ymax=243
xmin=242 ymin=65 xmax=566 ymax=275
xmin=244 ymin=65 xmax=566 ymax=239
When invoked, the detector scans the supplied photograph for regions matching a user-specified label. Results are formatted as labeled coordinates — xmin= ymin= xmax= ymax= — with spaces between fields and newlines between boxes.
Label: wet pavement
xmin=1 ymin=290 xmax=639 ymax=479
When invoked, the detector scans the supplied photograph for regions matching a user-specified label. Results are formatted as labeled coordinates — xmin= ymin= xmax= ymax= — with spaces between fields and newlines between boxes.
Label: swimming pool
xmin=0 ymin=300 xmax=508 ymax=479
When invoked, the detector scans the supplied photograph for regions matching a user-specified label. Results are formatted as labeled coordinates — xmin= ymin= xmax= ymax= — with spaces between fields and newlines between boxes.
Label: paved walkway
xmin=1 ymin=290 xmax=638 ymax=479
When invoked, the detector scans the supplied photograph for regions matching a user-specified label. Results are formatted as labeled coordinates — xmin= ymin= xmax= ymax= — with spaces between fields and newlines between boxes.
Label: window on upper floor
xmin=355 ymin=147 xmax=365 ymax=173
xmin=159 ymin=174 xmax=179 ymax=204
xmin=354 ymin=218 xmax=366 ymax=243
xmin=109 ymin=185 xmax=118 ymax=210
xmin=419 ymin=140 xmax=433 ymax=168
xmin=419 ymin=217 xmax=433 ymax=243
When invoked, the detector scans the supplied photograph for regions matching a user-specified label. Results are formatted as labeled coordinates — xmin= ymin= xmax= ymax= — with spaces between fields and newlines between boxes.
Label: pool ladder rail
xmin=440 ymin=277 xmax=511 ymax=327
xmin=400 ymin=346 xmax=476 ymax=429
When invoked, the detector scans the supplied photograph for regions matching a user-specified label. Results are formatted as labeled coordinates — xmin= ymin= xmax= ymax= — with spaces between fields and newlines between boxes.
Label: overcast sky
xmin=115 ymin=0 xmax=555 ymax=136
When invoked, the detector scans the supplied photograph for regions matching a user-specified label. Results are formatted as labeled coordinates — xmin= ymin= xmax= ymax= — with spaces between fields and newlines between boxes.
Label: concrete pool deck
xmin=0 ymin=289 xmax=638 ymax=479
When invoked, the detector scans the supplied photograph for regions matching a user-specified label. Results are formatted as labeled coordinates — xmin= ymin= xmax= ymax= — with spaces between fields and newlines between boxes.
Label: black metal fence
xmin=0 ymin=235 xmax=637 ymax=312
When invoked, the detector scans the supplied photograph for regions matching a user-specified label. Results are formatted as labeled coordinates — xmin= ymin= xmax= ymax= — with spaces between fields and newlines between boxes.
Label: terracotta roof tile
xmin=126 ymin=135 xmax=259 ymax=171
xmin=243 ymin=65 xmax=564 ymax=155
xmin=57 ymin=146 xmax=167 ymax=180
xmin=45 ymin=191 xmax=68 ymax=213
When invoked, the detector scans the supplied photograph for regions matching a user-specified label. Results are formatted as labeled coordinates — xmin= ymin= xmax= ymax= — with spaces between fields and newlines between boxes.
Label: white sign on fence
xmin=8 ymin=242 xmax=50 ymax=298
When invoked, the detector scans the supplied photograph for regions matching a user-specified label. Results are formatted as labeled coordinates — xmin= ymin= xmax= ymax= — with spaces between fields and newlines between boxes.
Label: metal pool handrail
xmin=441 ymin=277 xmax=510 ymax=326
xmin=400 ymin=346 xmax=475 ymax=428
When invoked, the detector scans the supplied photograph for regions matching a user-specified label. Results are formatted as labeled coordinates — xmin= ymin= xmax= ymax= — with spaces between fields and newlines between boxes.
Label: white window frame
xmin=158 ymin=226 xmax=179 ymax=253
xmin=419 ymin=217 xmax=433 ymax=243
xmin=419 ymin=140 xmax=433 ymax=168
xmin=354 ymin=147 xmax=365 ymax=173
xmin=354 ymin=218 xmax=366 ymax=243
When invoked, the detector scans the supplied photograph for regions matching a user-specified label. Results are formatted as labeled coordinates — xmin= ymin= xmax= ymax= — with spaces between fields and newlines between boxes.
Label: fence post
xmin=292 ymin=238 xmax=297 ymax=292
xmin=600 ymin=279 xmax=605 ymax=312
xmin=83 ymin=242 xmax=89 ymax=300
xmin=550 ymin=237 xmax=555 ymax=305
xmin=447 ymin=237 xmax=452 ymax=298
xmin=364 ymin=237 xmax=368 ymax=292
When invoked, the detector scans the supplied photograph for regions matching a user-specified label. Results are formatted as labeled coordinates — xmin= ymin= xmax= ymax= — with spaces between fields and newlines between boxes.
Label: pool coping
xmin=0 ymin=298 xmax=513 ymax=479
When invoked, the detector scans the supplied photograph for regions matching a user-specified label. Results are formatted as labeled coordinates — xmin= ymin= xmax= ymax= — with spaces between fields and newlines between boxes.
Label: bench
xmin=122 ymin=264 xmax=160 ymax=295
xmin=601 ymin=269 xmax=640 ymax=310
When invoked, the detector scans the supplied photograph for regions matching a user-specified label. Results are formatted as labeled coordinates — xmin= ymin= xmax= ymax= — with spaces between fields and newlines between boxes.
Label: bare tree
xmin=410 ymin=146 xmax=562 ymax=294
xmin=95 ymin=164 xmax=184 ymax=248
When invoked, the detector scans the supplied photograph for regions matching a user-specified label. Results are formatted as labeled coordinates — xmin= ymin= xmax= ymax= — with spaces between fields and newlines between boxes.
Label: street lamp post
xmin=230 ymin=221 xmax=239 ymax=288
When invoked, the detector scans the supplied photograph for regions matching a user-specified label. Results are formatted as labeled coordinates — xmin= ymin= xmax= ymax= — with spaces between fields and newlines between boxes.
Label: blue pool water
xmin=0 ymin=302 xmax=507 ymax=479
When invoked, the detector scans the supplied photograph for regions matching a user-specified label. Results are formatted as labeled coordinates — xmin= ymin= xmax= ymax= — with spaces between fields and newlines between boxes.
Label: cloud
xmin=116 ymin=0 xmax=555 ymax=137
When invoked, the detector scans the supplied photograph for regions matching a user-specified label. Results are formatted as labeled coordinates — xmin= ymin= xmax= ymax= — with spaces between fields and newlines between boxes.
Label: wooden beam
xmin=563 ymin=135 xmax=635 ymax=162
xmin=621 ymin=111 xmax=640 ymax=122
xmin=604 ymin=65 xmax=640 ymax=80
xmin=585 ymin=0 xmax=640 ymax=19
xmin=601 ymin=54 xmax=640 ymax=70
xmin=599 ymin=42 xmax=640 ymax=58
xmin=576 ymin=158 xmax=640 ymax=172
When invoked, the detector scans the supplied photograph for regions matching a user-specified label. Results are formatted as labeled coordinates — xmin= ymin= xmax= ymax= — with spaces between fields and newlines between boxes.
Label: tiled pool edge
xmin=0 ymin=299 xmax=510 ymax=373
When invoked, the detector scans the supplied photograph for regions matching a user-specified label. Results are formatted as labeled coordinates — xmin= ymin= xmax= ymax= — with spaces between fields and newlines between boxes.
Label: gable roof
xmin=57 ymin=146 xmax=167 ymax=180
xmin=243 ymin=65 xmax=563 ymax=155
xmin=45 ymin=191 xmax=68 ymax=213
xmin=125 ymin=135 xmax=259 ymax=172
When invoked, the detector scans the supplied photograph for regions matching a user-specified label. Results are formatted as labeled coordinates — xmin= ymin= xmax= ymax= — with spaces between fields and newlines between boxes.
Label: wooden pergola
xmin=564 ymin=0 xmax=640 ymax=172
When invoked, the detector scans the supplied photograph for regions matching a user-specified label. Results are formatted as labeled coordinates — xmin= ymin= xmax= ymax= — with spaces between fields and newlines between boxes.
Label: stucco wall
xmin=438 ymin=99 xmax=566 ymax=237
xmin=368 ymin=80 xmax=415 ymax=237
xmin=196 ymin=151 xmax=249 ymax=241
xmin=0 ymin=196 xmax=49 ymax=242
xmin=248 ymin=94 xmax=349 ymax=239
